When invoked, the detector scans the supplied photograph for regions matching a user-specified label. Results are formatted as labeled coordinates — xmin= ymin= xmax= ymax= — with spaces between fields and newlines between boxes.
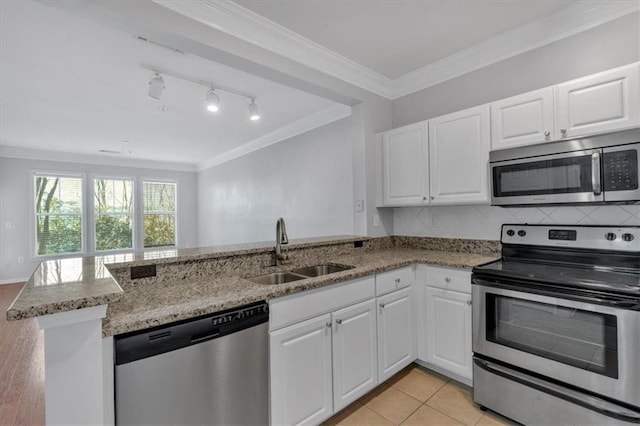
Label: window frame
xmin=141 ymin=178 xmax=178 ymax=249
xmin=31 ymin=170 xmax=86 ymax=260
xmin=30 ymin=171 xmax=180 ymax=260
xmin=91 ymin=175 xmax=136 ymax=254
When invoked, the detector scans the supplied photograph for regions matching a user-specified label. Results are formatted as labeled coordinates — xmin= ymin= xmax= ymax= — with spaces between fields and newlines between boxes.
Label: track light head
xmin=205 ymin=89 xmax=220 ymax=112
xmin=148 ymin=73 xmax=165 ymax=100
xmin=248 ymin=100 xmax=260 ymax=121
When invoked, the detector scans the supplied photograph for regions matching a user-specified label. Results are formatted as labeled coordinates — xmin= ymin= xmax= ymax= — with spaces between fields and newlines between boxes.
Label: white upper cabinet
xmin=428 ymin=105 xmax=491 ymax=205
xmin=382 ymin=122 xmax=429 ymax=206
xmin=490 ymin=87 xmax=555 ymax=150
xmin=556 ymin=63 xmax=640 ymax=139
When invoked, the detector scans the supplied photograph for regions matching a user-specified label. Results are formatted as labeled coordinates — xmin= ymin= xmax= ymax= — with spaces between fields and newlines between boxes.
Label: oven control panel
xmin=501 ymin=225 xmax=639 ymax=251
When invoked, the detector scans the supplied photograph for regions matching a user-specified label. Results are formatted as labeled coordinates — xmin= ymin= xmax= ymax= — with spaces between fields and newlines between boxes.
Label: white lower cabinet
xmin=269 ymin=277 xmax=377 ymax=425
xmin=332 ymin=300 xmax=378 ymax=412
xmin=417 ymin=265 xmax=473 ymax=385
xmin=270 ymin=314 xmax=333 ymax=426
xmin=423 ymin=287 xmax=472 ymax=381
xmin=377 ymin=287 xmax=415 ymax=382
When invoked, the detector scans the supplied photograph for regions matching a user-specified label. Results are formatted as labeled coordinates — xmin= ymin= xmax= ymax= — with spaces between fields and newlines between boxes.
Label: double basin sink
xmin=248 ymin=264 xmax=354 ymax=285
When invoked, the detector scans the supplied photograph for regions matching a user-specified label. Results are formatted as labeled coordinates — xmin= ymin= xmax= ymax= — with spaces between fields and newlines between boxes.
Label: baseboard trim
xmin=0 ymin=278 xmax=28 ymax=285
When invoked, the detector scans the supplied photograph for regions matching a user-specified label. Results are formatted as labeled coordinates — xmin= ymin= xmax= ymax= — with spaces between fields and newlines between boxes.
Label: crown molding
xmin=154 ymin=0 xmax=394 ymax=99
xmin=390 ymin=1 xmax=640 ymax=99
xmin=0 ymin=146 xmax=198 ymax=172
xmin=197 ymin=104 xmax=351 ymax=171
xmin=156 ymin=0 xmax=639 ymax=100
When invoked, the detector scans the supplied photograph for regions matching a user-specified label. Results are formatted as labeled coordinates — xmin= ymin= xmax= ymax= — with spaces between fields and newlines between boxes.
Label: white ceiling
xmin=2 ymin=1 xmax=637 ymax=167
xmin=234 ymin=0 xmax=575 ymax=79
xmin=0 ymin=1 xmax=338 ymax=168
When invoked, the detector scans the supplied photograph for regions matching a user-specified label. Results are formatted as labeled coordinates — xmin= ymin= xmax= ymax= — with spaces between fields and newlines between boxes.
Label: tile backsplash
xmin=393 ymin=205 xmax=640 ymax=241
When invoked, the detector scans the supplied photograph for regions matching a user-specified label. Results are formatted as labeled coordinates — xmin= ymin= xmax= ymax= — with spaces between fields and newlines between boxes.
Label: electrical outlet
xmin=354 ymin=200 xmax=364 ymax=212
xmin=5 ymin=221 xmax=12 ymax=229
xmin=17 ymin=256 xmax=24 ymax=264
xmin=373 ymin=214 xmax=380 ymax=227
xmin=131 ymin=264 xmax=156 ymax=279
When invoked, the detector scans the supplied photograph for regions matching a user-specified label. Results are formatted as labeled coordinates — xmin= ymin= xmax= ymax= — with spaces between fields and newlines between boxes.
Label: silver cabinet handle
xmin=592 ymin=151 xmax=602 ymax=196
xmin=326 ymin=321 xmax=332 ymax=328
xmin=561 ymin=128 xmax=567 ymax=135
xmin=336 ymin=319 xmax=342 ymax=325
xmin=430 ymin=196 xmax=435 ymax=200
xmin=379 ymin=303 xmax=385 ymax=309
xmin=395 ymin=278 xmax=400 ymax=283
xmin=445 ymin=277 xmax=451 ymax=283
xmin=544 ymin=131 xmax=550 ymax=137
xmin=467 ymin=300 xmax=472 ymax=305
xmin=422 ymin=196 xmax=427 ymax=201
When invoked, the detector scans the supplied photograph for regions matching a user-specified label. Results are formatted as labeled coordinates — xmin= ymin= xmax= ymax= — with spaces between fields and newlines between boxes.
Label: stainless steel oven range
xmin=472 ymin=224 xmax=640 ymax=425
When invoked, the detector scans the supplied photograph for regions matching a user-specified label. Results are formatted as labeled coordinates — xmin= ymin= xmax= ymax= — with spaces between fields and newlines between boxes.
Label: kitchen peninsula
xmin=6 ymin=234 xmax=499 ymax=425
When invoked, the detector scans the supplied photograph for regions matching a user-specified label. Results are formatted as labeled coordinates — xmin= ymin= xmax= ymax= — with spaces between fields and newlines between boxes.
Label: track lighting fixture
xmin=147 ymin=72 xmax=165 ymax=100
xmin=142 ymin=65 xmax=260 ymax=122
xmin=205 ymin=89 xmax=220 ymax=113
xmin=248 ymin=100 xmax=260 ymax=121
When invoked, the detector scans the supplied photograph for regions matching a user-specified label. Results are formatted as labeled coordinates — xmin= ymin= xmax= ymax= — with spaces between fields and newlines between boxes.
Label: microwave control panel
xmin=603 ymin=149 xmax=638 ymax=191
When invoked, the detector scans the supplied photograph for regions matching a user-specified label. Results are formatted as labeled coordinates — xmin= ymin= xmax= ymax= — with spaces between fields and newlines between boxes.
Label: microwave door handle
xmin=592 ymin=151 xmax=602 ymax=195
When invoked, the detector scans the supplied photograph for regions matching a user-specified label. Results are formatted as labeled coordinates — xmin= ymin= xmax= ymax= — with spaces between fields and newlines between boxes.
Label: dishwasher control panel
xmin=115 ymin=301 xmax=269 ymax=365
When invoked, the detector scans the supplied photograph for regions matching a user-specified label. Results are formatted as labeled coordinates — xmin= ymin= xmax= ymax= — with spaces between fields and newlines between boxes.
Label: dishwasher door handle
xmin=191 ymin=328 xmax=221 ymax=344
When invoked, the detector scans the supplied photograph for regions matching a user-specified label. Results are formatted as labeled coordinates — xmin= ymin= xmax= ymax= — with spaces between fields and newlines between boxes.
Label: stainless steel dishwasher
xmin=114 ymin=301 xmax=269 ymax=425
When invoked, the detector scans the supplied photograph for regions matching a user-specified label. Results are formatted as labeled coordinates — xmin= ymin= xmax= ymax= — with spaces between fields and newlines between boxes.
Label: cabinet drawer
xmin=424 ymin=266 xmax=471 ymax=294
xmin=269 ymin=276 xmax=375 ymax=331
xmin=376 ymin=266 xmax=414 ymax=296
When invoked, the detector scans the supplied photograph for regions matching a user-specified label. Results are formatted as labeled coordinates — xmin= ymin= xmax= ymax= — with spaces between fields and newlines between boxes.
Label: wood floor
xmin=0 ymin=283 xmax=45 ymax=426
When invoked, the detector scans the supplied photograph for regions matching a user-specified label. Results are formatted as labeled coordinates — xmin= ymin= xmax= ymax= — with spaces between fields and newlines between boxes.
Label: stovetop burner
xmin=472 ymin=224 xmax=640 ymax=297
xmin=475 ymin=258 xmax=640 ymax=295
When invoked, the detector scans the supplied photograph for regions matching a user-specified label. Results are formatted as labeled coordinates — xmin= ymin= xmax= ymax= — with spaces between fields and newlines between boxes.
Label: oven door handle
xmin=474 ymin=358 xmax=640 ymax=423
xmin=472 ymin=277 xmax=640 ymax=310
xmin=592 ymin=150 xmax=602 ymax=195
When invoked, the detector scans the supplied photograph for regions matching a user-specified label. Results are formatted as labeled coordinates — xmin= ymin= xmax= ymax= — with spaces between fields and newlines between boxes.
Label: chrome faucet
xmin=274 ymin=217 xmax=289 ymax=265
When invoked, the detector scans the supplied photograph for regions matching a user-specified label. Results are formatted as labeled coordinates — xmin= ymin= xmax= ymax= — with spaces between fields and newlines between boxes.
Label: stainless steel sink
xmin=290 ymin=264 xmax=354 ymax=277
xmin=247 ymin=263 xmax=355 ymax=285
xmin=247 ymin=272 xmax=307 ymax=285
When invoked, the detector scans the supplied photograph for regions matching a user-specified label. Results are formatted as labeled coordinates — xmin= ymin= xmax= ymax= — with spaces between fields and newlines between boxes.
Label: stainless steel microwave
xmin=490 ymin=128 xmax=640 ymax=206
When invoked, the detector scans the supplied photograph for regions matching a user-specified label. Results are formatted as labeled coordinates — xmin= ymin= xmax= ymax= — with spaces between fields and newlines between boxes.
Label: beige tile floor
xmin=324 ymin=364 xmax=517 ymax=426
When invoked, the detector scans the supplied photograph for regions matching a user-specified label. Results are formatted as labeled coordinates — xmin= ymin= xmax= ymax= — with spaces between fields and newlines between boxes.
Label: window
xmin=143 ymin=181 xmax=176 ymax=248
xmin=32 ymin=173 xmax=178 ymax=258
xmin=94 ymin=178 xmax=134 ymax=251
xmin=34 ymin=174 xmax=83 ymax=256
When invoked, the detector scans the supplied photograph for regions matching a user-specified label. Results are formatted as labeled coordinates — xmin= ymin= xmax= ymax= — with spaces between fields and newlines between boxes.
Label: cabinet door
xmin=491 ymin=88 xmax=554 ymax=150
xmin=270 ymin=314 xmax=333 ymax=425
xmin=332 ymin=300 xmax=378 ymax=412
xmin=428 ymin=105 xmax=490 ymax=205
xmin=377 ymin=287 xmax=415 ymax=382
xmin=424 ymin=287 xmax=472 ymax=381
xmin=556 ymin=63 xmax=640 ymax=139
xmin=382 ymin=122 xmax=429 ymax=206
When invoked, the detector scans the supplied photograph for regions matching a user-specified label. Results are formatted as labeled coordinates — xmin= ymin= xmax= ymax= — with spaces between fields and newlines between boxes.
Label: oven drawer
xmin=425 ymin=266 xmax=471 ymax=293
xmin=474 ymin=357 xmax=640 ymax=425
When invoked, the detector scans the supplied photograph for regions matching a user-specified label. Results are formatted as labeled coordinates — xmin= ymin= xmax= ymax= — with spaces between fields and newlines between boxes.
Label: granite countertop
xmin=6 ymin=257 xmax=124 ymax=321
xmin=5 ymin=235 xmax=364 ymax=321
xmin=103 ymin=248 xmax=499 ymax=337
xmin=6 ymin=235 xmax=500 ymax=336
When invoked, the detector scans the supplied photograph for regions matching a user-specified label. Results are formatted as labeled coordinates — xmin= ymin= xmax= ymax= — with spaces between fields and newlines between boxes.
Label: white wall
xmin=197 ymin=118 xmax=354 ymax=246
xmin=391 ymin=12 xmax=640 ymax=240
xmin=0 ymin=157 xmax=198 ymax=282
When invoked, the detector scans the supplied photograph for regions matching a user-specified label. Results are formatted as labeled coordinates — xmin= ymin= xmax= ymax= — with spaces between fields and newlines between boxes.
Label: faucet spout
xmin=275 ymin=217 xmax=289 ymax=265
